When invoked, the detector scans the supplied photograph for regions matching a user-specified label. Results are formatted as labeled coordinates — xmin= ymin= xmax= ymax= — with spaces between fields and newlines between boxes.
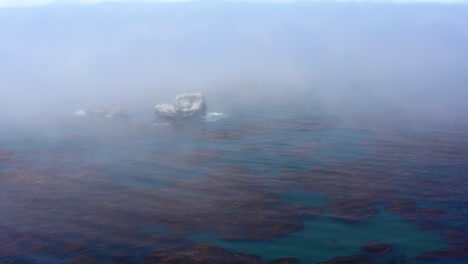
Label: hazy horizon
xmin=1 ymin=0 xmax=467 ymax=125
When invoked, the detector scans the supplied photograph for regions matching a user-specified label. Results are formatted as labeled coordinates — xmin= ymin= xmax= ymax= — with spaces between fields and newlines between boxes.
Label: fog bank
xmin=1 ymin=2 xmax=467 ymax=125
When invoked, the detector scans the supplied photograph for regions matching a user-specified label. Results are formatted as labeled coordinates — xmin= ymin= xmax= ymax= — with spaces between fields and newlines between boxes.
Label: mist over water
xmin=1 ymin=1 xmax=467 ymax=127
xmin=1 ymin=2 xmax=468 ymax=264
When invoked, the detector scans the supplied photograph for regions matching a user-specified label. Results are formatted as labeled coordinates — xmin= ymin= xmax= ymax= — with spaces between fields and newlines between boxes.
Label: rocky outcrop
xmin=155 ymin=93 xmax=207 ymax=122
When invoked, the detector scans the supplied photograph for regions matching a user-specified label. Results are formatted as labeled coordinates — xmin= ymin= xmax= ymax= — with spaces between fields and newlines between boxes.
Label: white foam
xmin=204 ymin=112 xmax=228 ymax=122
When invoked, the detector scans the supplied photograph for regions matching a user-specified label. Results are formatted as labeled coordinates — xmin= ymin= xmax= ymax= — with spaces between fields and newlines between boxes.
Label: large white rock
xmin=155 ymin=93 xmax=207 ymax=121
xmin=154 ymin=103 xmax=177 ymax=118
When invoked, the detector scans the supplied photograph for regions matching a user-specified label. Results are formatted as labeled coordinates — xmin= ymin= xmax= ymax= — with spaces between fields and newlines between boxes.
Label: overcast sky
xmin=1 ymin=0 xmax=468 ymax=8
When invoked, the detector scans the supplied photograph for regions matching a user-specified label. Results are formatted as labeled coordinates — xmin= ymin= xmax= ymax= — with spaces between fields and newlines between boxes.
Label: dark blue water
xmin=0 ymin=105 xmax=467 ymax=264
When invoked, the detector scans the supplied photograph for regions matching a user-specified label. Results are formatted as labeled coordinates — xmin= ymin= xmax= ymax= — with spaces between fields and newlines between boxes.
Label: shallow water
xmin=0 ymin=107 xmax=467 ymax=264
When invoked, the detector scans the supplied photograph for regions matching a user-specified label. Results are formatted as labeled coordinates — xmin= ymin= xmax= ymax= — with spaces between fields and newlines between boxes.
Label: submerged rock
xmin=417 ymin=244 xmax=468 ymax=261
xmin=318 ymin=254 xmax=371 ymax=264
xmin=143 ymin=242 xmax=298 ymax=264
xmin=327 ymin=200 xmax=378 ymax=223
xmin=360 ymin=241 xmax=392 ymax=255
xmin=155 ymin=93 xmax=207 ymax=122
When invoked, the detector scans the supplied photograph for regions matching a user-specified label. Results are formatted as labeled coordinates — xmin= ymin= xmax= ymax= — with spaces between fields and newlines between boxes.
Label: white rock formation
xmin=155 ymin=93 xmax=207 ymax=122
xmin=154 ymin=104 xmax=177 ymax=118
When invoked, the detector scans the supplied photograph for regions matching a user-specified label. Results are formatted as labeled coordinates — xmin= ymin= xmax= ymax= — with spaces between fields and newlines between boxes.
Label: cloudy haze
xmin=1 ymin=0 xmax=467 ymax=125
xmin=1 ymin=0 xmax=468 ymax=8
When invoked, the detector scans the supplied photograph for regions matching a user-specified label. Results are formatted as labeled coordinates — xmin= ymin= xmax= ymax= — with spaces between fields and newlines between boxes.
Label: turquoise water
xmin=189 ymin=191 xmax=447 ymax=263
xmin=189 ymin=210 xmax=447 ymax=263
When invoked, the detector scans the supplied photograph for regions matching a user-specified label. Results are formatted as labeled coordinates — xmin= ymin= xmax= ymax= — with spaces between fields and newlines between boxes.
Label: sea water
xmin=0 ymin=103 xmax=466 ymax=264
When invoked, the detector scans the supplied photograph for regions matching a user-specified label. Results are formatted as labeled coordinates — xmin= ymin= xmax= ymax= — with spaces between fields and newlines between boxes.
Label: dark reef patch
xmin=417 ymin=244 xmax=468 ymax=261
xmin=143 ymin=242 xmax=298 ymax=264
xmin=360 ymin=241 xmax=392 ymax=255
xmin=317 ymin=254 xmax=372 ymax=264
